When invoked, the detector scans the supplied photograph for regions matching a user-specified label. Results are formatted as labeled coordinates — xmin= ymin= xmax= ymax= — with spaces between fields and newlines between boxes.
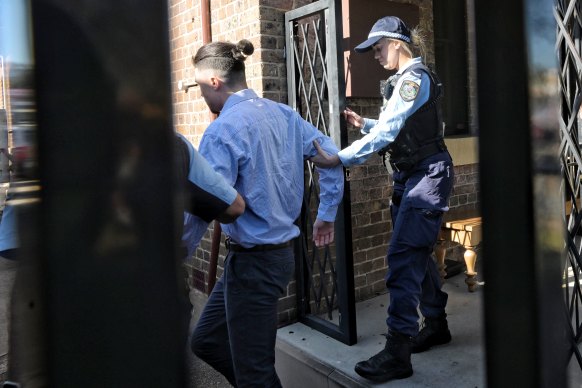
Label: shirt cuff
xmin=317 ymin=204 xmax=338 ymax=222
xmin=337 ymin=148 xmax=353 ymax=167
xmin=223 ymin=185 xmax=238 ymax=206
xmin=361 ymin=118 xmax=377 ymax=134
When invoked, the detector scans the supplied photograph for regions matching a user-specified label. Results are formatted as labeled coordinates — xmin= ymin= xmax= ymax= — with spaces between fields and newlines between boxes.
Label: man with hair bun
xmin=311 ymin=16 xmax=454 ymax=382
xmin=189 ymin=39 xmax=344 ymax=387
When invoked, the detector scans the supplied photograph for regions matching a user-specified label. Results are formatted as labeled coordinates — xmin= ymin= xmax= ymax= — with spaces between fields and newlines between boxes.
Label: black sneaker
xmin=412 ymin=316 xmax=452 ymax=353
xmin=355 ymin=331 xmax=413 ymax=382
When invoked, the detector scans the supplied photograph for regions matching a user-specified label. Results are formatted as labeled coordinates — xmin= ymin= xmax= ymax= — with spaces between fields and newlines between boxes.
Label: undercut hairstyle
xmin=192 ymin=39 xmax=254 ymax=86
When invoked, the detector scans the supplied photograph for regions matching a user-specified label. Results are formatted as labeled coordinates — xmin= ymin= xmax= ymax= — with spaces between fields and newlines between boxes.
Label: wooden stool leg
xmin=464 ymin=246 xmax=478 ymax=292
xmin=435 ymin=238 xmax=447 ymax=282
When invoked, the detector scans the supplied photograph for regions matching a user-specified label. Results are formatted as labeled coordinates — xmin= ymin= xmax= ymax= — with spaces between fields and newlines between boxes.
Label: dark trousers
xmin=191 ymin=247 xmax=294 ymax=387
xmin=386 ymin=152 xmax=454 ymax=337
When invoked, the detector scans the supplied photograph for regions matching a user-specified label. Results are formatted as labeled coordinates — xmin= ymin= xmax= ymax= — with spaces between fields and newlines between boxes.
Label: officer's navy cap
xmin=355 ymin=16 xmax=411 ymax=53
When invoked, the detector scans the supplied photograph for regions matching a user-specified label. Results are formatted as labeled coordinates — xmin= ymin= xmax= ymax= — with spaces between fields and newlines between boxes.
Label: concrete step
xmin=275 ymin=270 xmax=486 ymax=387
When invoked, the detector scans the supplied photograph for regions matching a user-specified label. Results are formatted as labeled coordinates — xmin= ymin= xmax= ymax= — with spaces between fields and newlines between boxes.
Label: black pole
xmin=475 ymin=0 xmax=566 ymax=386
xmin=26 ymin=1 xmax=186 ymax=386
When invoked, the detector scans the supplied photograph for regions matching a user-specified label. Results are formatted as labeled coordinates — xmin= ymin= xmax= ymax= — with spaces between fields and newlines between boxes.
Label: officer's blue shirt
xmin=338 ymin=57 xmax=431 ymax=167
xmin=178 ymin=132 xmax=238 ymax=212
xmin=199 ymin=89 xmax=344 ymax=248
xmin=177 ymin=133 xmax=238 ymax=257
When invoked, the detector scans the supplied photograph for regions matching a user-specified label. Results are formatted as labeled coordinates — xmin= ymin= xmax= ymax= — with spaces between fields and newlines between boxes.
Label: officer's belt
xmin=389 ymin=140 xmax=446 ymax=172
xmin=225 ymin=237 xmax=292 ymax=252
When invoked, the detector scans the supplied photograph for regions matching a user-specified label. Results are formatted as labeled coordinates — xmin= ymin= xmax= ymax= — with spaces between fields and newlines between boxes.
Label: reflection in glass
xmin=0 ymin=0 xmax=39 ymax=250
xmin=0 ymin=1 xmax=41 ymax=385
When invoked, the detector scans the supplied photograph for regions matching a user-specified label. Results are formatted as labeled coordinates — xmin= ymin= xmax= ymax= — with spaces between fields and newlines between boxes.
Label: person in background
xmin=189 ymin=39 xmax=344 ymax=387
xmin=311 ymin=16 xmax=454 ymax=383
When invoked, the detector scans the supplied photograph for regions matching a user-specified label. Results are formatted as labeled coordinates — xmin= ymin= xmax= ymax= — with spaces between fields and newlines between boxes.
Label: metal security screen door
xmin=285 ymin=0 xmax=356 ymax=345
xmin=557 ymin=0 xmax=582 ymax=372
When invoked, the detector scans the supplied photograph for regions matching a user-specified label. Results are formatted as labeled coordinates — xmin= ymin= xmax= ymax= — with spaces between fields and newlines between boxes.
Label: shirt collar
xmin=221 ymin=89 xmax=259 ymax=113
xmin=396 ymin=57 xmax=422 ymax=75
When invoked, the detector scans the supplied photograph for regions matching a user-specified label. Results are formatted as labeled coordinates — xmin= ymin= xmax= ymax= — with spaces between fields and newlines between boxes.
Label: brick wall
xmin=168 ymin=0 xmax=311 ymax=145
xmin=168 ymin=0 xmax=480 ymax=325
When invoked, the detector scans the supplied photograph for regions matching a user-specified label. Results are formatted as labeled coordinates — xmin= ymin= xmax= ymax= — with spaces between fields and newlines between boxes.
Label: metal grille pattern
xmin=556 ymin=0 xmax=582 ymax=370
xmin=285 ymin=0 xmax=356 ymax=345
xmin=292 ymin=12 xmax=338 ymax=320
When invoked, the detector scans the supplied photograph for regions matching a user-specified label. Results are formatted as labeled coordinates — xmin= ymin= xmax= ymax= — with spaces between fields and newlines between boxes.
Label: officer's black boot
xmin=411 ymin=315 xmax=452 ymax=353
xmin=354 ymin=330 xmax=413 ymax=382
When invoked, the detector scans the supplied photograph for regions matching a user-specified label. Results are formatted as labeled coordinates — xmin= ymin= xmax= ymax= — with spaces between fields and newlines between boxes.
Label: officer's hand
xmin=343 ymin=107 xmax=364 ymax=129
xmin=310 ymin=140 xmax=341 ymax=168
xmin=313 ymin=219 xmax=334 ymax=247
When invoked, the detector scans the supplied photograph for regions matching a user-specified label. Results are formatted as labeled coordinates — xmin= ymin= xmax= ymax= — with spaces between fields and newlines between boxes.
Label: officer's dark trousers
xmin=191 ymin=246 xmax=294 ymax=387
xmin=386 ymin=152 xmax=454 ymax=337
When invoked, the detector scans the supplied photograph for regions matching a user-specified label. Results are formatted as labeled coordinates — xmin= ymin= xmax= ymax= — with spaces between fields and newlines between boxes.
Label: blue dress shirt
xmin=199 ymin=89 xmax=344 ymax=248
xmin=338 ymin=57 xmax=431 ymax=166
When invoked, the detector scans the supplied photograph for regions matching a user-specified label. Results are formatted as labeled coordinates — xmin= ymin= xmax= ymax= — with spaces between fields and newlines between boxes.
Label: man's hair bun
xmin=234 ymin=39 xmax=254 ymax=60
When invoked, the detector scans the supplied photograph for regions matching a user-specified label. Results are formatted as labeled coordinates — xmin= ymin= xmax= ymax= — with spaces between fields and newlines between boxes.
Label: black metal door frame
xmin=557 ymin=0 xmax=582 ymax=377
xmin=285 ymin=0 xmax=356 ymax=346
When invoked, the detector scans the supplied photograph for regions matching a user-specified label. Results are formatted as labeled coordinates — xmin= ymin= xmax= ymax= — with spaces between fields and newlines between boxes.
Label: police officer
xmin=311 ymin=16 xmax=454 ymax=382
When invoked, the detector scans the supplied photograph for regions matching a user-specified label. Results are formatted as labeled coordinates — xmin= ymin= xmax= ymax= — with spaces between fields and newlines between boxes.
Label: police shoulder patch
xmin=399 ymin=80 xmax=420 ymax=102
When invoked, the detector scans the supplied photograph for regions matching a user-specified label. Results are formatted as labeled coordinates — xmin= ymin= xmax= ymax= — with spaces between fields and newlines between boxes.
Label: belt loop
xmin=225 ymin=236 xmax=231 ymax=251
xmin=382 ymin=154 xmax=393 ymax=174
xmin=390 ymin=161 xmax=400 ymax=173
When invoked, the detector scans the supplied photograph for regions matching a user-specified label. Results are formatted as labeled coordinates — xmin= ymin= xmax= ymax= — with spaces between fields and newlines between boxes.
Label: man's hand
xmin=216 ymin=193 xmax=245 ymax=223
xmin=313 ymin=219 xmax=334 ymax=247
xmin=309 ymin=140 xmax=341 ymax=168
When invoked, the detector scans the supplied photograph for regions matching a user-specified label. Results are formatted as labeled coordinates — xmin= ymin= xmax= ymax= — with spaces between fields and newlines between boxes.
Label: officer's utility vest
xmin=379 ymin=63 xmax=447 ymax=172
